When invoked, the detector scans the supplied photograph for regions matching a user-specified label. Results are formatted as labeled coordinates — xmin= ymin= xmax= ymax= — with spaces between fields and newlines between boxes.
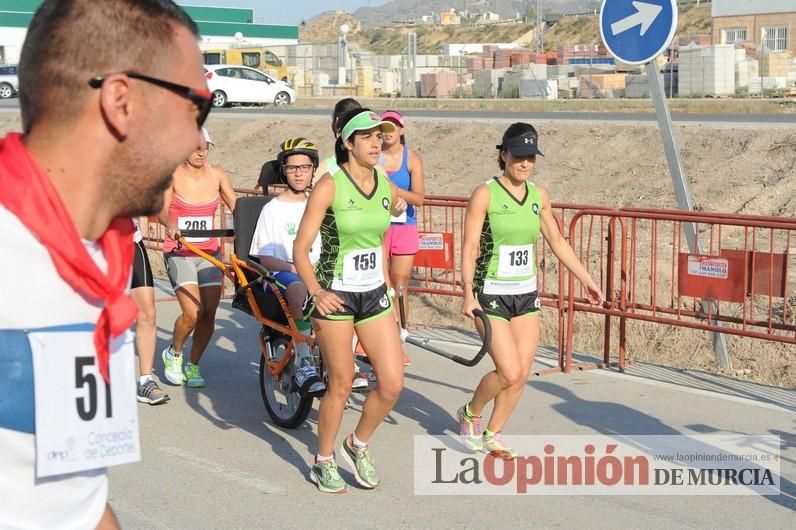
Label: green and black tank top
xmin=473 ymin=177 xmax=542 ymax=295
xmin=316 ymin=166 xmax=392 ymax=292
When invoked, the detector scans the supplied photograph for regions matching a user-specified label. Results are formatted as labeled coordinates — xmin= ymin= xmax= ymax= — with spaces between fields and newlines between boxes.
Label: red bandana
xmin=0 ymin=132 xmax=137 ymax=383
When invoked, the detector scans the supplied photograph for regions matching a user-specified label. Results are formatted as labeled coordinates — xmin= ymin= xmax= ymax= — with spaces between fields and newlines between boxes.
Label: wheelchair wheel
xmin=259 ymin=336 xmax=313 ymax=428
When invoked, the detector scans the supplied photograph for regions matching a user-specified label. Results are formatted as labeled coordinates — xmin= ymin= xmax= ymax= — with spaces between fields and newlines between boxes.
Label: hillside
xmin=540 ymin=3 xmax=711 ymax=51
xmin=301 ymin=4 xmax=711 ymax=55
xmin=299 ymin=11 xmax=363 ymax=44
xmin=351 ymin=0 xmax=601 ymax=27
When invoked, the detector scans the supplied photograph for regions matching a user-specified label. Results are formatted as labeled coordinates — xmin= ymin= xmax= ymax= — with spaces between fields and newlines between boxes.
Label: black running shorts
xmin=307 ymin=283 xmax=392 ymax=325
xmin=477 ymin=291 xmax=541 ymax=321
xmin=131 ymin=240 xmax=154 ymax=289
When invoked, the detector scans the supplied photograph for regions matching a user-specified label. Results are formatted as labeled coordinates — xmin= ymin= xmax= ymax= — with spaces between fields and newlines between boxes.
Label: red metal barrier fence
xmin=563 ymin=208 xmax=796 ymax=373
xmin=141 ymin=188 xmax=796 ymax=374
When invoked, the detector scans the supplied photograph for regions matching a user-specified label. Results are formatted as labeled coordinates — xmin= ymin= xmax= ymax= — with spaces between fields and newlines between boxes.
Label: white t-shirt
xmin=249 ymin=196 xmax=320 ymax=266
xmin=0 ymin=206 xmax=120 ymax=529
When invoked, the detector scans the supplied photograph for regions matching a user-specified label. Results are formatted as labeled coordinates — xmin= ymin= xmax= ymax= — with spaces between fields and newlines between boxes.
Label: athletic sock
xmin=296 ymin=318 xmax=312 ymax=333
xmin=139 ymin=374 xmax=154 ymax=385
xmin=464 ymin=402 xmax=481 ymax=418
xmin=351 ymin=432 xmax=367 ymax=448
xmin=484 ymin=429 xmax=496 ymax=439
xmin=295 ymin=321 xmax=313 ymax=367
xmin=316 ymin=454 xmax=334 ymax=463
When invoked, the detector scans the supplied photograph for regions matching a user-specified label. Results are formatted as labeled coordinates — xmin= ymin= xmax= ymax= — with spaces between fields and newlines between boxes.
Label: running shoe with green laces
xmin=136 ymin=379 xmax=170 ymax=405
xmin=482 ymin=431 xmax=517 ymax=460
xmin=161 ymin=346 xmax=183 ymax=386
xmin=309 ymin=458 xmax=347 ymax=494
xmin=456 ymin=404 xmax=483 ymax=451
xmin=183 ymin=362 xmax=205 ymax=388
xmin=341 ymin=434 xmax=380 ymax=489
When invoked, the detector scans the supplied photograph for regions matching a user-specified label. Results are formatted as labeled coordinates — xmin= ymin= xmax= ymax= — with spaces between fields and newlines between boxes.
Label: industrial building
xmin=0 ymin=0 xmax=298 ymax=64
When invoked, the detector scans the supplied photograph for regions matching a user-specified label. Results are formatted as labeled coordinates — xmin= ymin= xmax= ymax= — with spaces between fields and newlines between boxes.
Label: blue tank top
xmin=382 ymin=145 xmax=416 ymax=225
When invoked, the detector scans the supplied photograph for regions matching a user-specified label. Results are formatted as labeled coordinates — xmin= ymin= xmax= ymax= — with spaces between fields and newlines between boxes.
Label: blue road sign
xmin=599 ymin=0 xmax=678 ymax=65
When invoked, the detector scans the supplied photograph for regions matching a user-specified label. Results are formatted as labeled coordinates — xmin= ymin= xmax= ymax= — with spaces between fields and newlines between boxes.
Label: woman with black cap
xmin=458 ymin=122 xmax=604 ymax=459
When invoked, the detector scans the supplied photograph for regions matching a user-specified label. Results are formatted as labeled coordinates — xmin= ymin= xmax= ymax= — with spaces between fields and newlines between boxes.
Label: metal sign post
xmin=599 ymin=0 xmax=731 ymax=368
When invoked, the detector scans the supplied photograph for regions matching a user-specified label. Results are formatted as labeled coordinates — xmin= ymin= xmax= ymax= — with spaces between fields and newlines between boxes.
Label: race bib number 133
xmin=497 ymin=244 xmax=533 ymax=277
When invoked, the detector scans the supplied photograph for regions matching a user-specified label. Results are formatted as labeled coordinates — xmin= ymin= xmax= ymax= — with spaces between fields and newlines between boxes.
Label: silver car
xmin=0 ymin=65 xmax=19 ymax=99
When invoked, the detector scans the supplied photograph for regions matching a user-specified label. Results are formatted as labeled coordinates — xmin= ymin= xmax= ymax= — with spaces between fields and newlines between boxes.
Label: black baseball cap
xmin=497 ymin=135 xmax=544 ymax=157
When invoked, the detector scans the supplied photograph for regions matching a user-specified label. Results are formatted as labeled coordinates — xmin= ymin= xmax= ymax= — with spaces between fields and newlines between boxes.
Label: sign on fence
xmin=414 ymin=232 xmax=454 ymax=270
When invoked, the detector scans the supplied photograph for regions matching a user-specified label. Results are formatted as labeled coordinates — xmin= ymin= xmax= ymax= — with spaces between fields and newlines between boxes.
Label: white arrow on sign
xmin=610 ymin=1 xmax=663 ymax=37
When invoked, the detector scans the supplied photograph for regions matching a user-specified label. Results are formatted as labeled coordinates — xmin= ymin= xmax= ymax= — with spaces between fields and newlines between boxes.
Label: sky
xmin=180 ymin=0 xmax=382 ymax=26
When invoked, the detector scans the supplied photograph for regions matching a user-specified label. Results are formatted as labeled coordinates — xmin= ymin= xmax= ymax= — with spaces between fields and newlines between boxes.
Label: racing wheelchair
xmin=178 ymin=196 xmax=494 ymax=427
xmin=179 ymin=195 xmax=335 ymax=428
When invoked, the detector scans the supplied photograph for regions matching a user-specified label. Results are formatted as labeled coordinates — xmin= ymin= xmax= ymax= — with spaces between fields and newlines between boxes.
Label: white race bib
xmin=30 ymin=330 xmax=140 ymax=478
xmin=342 ymin=247 xmax=383 ymax=290
xmin=178 ymin=215 xmax=213 ymax=243
xmin=391 ymin=211 xmax=407 ymax=224
xmin=497 ymin=244 xmax=534 ymax=277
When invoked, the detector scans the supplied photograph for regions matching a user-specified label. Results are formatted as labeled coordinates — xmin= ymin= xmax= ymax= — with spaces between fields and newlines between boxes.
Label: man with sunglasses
xmin=159 ymin=128 xmax=236 ymax=389
xmin=0 ymin=1 xmax=210 ymax=528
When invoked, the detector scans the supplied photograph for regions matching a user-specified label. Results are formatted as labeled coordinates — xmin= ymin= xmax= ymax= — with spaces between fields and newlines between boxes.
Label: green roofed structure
xmin=0 ymin=1 xmax=298 ymax=64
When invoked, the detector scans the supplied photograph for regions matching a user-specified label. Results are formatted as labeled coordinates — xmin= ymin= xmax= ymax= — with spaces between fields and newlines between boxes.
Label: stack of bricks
xmin=510 ymin=49 xmax=532 ymax=66
xmin=466 ymin=55 xmax=484 ymax=73
xmin=761 ymin=51 xmax=791 ymax=77
xmin=531 ymin=52 xmax=547 ymax=64
xmin=578 ymin=73 xmax=627 ymax=98
xmin=420 ymin=71 xmax=459 ymax=97
xmin=494 ymin=48 xmax=513 ymax=68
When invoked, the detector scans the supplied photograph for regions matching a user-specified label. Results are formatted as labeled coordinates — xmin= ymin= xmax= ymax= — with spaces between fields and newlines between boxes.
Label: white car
xmin=0 ymin=65 xmax=19 ymax=99
xmin=204 ymin=64 xmax=295 ymax=107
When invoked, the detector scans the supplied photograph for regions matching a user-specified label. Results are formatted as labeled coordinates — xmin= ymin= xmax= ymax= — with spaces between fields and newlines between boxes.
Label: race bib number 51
xmin=30 ymin=330 xmax=140 ymax=478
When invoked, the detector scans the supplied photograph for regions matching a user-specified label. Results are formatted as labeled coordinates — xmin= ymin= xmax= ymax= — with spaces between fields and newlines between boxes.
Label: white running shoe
xmin=161 ymin=346 xmax=183 ymax=386
xmin=352 ymin=369 xmax=370 ymax=391
xmin=294 ymin=365 xmax=325 ymax=396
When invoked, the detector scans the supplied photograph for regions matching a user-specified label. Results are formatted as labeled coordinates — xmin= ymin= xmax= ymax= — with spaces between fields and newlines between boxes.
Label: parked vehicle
xmin=0 ymin=65 xmax=19 ymax=99
xmin=203 ymin=47 xmax=288 ymax=81
xmin=204 ymin=64 xmax=296 ymax=107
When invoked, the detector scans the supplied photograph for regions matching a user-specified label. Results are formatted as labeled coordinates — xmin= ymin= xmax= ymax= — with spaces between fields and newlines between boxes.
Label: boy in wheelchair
xmin=248 ymin=138 xmax=326 ymax=396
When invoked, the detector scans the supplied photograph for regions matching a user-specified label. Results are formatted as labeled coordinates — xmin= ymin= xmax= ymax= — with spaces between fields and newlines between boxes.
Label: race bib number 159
xmin=342 ymin=247 xmax=383 ymax=288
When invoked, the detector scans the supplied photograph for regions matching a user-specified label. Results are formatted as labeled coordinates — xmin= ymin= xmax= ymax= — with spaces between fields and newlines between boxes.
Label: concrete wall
xmin=0 ymin=27 xmax=26 ymax=64
xmin=712 ymin=12 xmax=796 ymax=52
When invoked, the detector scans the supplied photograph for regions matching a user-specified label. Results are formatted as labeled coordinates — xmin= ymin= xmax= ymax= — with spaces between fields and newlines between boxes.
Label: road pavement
xmin=108 ymin=291 xmax=795 ymax=529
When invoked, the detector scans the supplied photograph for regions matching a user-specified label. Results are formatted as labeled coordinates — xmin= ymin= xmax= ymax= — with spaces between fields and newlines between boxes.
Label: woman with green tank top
xmin=458 ymin=123 xmax=604 ymax=459
xmin=315 ymin=98 xmax=374 ymax=392
xmin=294 ymin=109 xmax=409 ymax=493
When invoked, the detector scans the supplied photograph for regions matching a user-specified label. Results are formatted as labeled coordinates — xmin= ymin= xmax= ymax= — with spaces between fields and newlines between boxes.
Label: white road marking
xmin=158 ymin=446 xmax=284 ymax=493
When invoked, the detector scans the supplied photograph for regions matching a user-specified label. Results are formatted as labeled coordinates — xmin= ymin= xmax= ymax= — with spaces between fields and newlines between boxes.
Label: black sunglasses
xmin=89 ymin=71 xmax=212 ymax=127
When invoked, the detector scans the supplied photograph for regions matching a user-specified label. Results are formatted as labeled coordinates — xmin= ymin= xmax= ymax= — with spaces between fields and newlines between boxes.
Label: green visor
xmin=341 ymin=110 xmax=397 ymax=141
